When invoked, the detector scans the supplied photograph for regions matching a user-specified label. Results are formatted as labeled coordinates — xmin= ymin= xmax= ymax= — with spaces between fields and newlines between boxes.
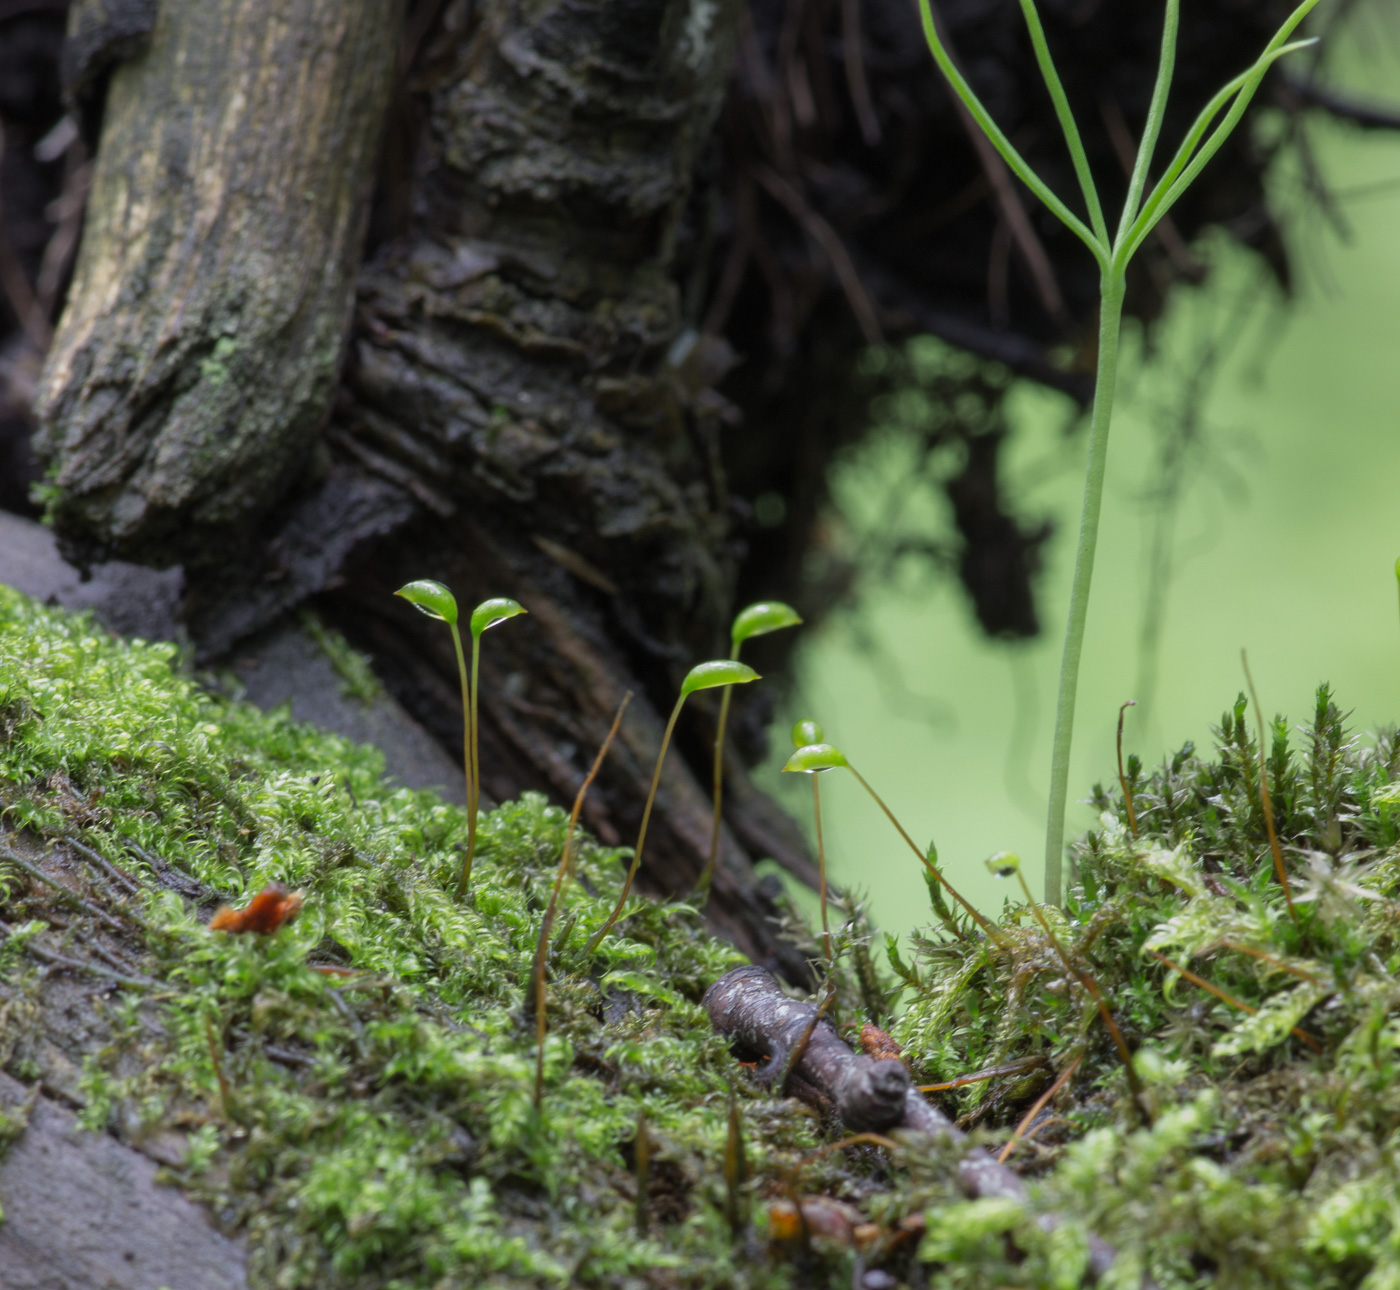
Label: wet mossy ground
xmin=4 ymin=585 xmax=1400 ymax=1289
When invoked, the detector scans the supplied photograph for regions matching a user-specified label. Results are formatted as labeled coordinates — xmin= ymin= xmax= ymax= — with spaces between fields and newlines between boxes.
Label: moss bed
xmin=4 ymin=586 xmax=1400 ymax=1289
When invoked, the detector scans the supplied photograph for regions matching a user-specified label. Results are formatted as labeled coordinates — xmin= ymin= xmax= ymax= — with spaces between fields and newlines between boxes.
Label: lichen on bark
xmin=35 ymin=0 xmax=403 ymax=568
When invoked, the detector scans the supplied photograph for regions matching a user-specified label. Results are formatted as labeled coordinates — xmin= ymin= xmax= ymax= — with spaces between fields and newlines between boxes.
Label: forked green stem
xmin=917 ymin=0 xmax=1320 ymax=902
xmin=584 ymin=693 xmax=688 ymax=956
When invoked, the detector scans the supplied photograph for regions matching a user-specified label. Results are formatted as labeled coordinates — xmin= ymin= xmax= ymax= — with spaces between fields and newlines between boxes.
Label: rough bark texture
xmin=310 ymin=0 xmax=821 ymax=979
xmin=33 ymin=0 xmax=402 ymax=568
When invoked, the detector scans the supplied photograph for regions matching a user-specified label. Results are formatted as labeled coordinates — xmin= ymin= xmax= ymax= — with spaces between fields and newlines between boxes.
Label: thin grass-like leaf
xmin=1015 ymin=0 xmax=1108 ymax=247
xmin=1115 ymin=0 xmax=1180 ymax=244
xmin=914 ymin=0 xmax=1107 ymax=267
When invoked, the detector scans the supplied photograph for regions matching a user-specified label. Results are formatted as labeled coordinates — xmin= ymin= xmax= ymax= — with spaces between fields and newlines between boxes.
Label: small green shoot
xmin=698 ymin=601 xmax=801 ymax=902
xmin=532 ymin=692 xmax=631 ymax=1111
xmin=916 ymin=0 xmax=1322 ymax=903
xmin=985 ymin=851 xmax=1148 ymax=1116
xmin=786 ymin=719 xmax=833 ymax=973
xmin=394 ymin=578 xmax=471 ymax=856
xmin=584 ymin=660 xmax=760 ymax=955
xmin=392 ymin=584 xmax=527 ymax=896
xmin=783 ymin=742 xmax=999 ymax=939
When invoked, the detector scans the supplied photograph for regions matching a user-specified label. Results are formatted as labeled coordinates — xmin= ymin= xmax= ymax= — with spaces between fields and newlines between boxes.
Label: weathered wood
xmin=35 ymin=0 xmax=403 ymax=568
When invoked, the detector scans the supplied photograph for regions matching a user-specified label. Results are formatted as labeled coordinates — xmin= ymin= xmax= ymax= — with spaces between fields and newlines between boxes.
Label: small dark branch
xmin=0 ymin=844 xmax=141 ymax=935
xmin=751 ymin=164 xmax=884 ymax=345
xmin=840 ymin=0 xmax=881 ymax=147
xmin=1282 ymin=72 xmax=1400 ymax=132
xmin=0 ymin=918 xmax=153 ymax=990
xmin=704 ymin=966 xmax=1132 ymax=1283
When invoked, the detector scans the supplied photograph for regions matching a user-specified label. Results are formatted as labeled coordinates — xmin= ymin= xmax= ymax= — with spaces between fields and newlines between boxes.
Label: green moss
xmin=893 ymin=687 xmax=1400 ymax=1289
xmin=0 ymin=587 xmax=813 ymax=1288
xmin=9 ymin=586 xmax=1400 ymax=1289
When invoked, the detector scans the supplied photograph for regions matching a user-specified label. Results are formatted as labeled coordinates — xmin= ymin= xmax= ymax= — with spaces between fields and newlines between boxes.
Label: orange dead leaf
xmin=208 ymin=883 xmax=304 ymax=934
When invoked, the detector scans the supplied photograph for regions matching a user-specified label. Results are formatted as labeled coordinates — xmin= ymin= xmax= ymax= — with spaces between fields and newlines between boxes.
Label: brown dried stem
xmin=533 ymin=692 xmax=631 ymax=1109
xmin=1241 ymin=651 xmax=1299 ymax=927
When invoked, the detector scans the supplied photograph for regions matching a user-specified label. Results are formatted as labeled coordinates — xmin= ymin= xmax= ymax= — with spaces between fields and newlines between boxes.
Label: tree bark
xmin=34 ymin=0 xmax=402 ymax=568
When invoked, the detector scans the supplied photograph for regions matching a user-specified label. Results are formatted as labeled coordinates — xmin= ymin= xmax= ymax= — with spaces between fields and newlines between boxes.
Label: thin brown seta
xmin=204 ymin=1013 xmax=233 ymax=1119
xmin=998 ymin=1050 xmax=1083 ymax=1164
xmin=724 ymin=1086 xmax=748 ymax=1238
xmin=1220 ymin=938 xmax=1323 ymax=984
xmin=532 ymin=692 xmax=632 ymax=1111
xmin=1007 ymin=864 xmax=1150 ymax=1120
xmin=1148 ymin=950 xmax=1322 ymax=1054
xmin=846 ymin=764 xmax=1004 ymax=943
xmin=917 ymin=1053 xmax=1047 ymax=1094
xmin=1241 ymin=649 xmax=1300 ymax=928
xmin=1117 ymin=699 xmax=1139 ymax=837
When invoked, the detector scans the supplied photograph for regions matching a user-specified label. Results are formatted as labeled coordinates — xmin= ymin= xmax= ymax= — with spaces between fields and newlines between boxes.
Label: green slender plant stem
xmin=1042 ymin=274 xmax=1126 ymax=904
xmin=458 ymin=635 xmax=483 ymax=897
xmin=698 ymin=644 xmax=739 ymax=902
xmin=813 ymin=775 xmax=831 ymax=972
xmin=449 ymin=620 xmax=472 ymax=822
xmin=914 ymin=0 xmax=1320 ymax=904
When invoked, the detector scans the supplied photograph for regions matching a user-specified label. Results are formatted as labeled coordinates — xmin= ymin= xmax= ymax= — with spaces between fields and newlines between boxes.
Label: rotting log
xmin=704 ymin=965 xmax=1130 ymax=1284
xmin=34 ymin=0 xmax=403 ymax=569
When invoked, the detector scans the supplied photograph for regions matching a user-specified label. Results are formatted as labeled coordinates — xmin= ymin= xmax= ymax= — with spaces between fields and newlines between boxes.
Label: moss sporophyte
xmin=698 ymin=601 xmax=801 ymax=904
xmin=583 ymin=658 xmax=759 ymax=956
xmin=918 ymin=0 xmax=1323 ymax=902
xmin=393 ymin=581 xmax=526 ymax=896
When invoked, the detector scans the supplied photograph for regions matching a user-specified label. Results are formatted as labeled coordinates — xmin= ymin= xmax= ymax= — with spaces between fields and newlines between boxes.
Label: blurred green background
xmin=765 ymin=63 xmax=1400 ymax=940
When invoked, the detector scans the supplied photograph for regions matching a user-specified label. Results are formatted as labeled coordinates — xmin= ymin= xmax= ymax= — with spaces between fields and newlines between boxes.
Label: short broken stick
xmin=703 ymin=965 xmax=1134 ymax=1285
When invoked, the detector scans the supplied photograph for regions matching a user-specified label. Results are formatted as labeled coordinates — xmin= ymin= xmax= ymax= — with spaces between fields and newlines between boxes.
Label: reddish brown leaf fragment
xmin=208 ymin=883 xmax=304 ymax=934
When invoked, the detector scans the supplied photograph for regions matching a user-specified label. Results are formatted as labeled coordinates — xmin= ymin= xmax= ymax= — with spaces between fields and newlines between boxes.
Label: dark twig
xmin=0 ymin=918 xmax=153 ymax=989
xmin=0 ymin=844 xmax=144 ymax=935
xmin=704 ymin=966 xmax=1130 ymax=1283
xmin=751 ymin=164 xmax=884 ymax=345
xmin=840 ymin=0 xmax=881 ymax=146
xmin=65 ymin=837 xmax=145 ymax=895
xmin=1281 ymin=72 xmax=1400 ymax=131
